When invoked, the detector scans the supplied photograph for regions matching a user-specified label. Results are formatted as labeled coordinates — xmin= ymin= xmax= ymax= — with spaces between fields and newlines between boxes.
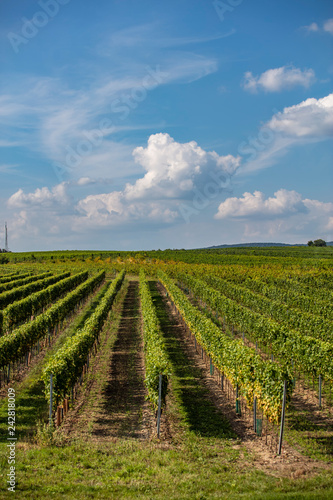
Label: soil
xmin=156 ymin=281 xmax=332 ymax=478
xmin=58 ymin=280 xmax=156 ymax=442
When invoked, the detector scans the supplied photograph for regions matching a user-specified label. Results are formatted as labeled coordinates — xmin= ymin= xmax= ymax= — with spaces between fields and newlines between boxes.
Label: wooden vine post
xmin=278 ymin=380 xmax=287 ymax=455
xmin=157 ymin=374 xmax=163 ymax=438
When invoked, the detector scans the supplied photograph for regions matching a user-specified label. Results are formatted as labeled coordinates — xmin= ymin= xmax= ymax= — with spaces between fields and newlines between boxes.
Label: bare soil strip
xmin=59 ymin=280 xmax=155 ymax=442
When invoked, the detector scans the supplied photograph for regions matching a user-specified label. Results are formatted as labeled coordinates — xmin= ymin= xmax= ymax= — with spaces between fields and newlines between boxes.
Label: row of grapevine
xmin=175 ymin=272 xmax=333 ymax=382
xmin=139 ymin=270 xmax=170 ymax=410
xmin=0 ymin=271 xmax=106 ymax=368
xmin=0 ymin=272 xmax=52 ymax=294
xmin=177 ymin=259 xmax=332 ymax=304
xmin=158 ymin=271 xmax=292 ymax=423
xmin=192 ymin=273 xmax=333 ymax=340
xmin=0 ymin=272 xmax=71 ymax=310
xmin=0 ymin=272 xmax=29 ymax=284
xmin=287 ymin=272 xmax=333 ymax=291
xmin=42 ymin=270 xmax=125 ymax=403
xmin=0 ymin=271 xmax=89 ymax=335
xmin=227 ymin=275 xmax=333 ymax=320
xmin=207 ymin=264 xmax=333 ymax=317
xmin=213 ymin=266 xmax=333 ymax=304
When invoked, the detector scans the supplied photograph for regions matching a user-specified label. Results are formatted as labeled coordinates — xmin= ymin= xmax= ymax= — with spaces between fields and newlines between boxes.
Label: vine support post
xmin=210 ymin=357 xmax=214 ymax=375
xmin=253 ymin=397 xmax=257 ymax=433
xmin=278 ymin=380 xmax=287 ymax=455
xmin=157 ymin=374 xmax=162 ymax=438
xmin=49 ymin=373 xmax=53 ymax=425
xmin=319 ymin=375 xmax=322 ymax=408
xmin=236 ymin=385 xmax=241 ymax=415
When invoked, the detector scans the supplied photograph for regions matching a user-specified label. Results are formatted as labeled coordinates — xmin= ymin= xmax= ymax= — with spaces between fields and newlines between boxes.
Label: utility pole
xmin=5 ymin=222 xmax=8 ymax=252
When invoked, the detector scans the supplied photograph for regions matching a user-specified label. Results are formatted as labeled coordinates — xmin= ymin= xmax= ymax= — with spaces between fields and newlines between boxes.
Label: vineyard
xmin=0 ymin=247 xmax=332 ymax=498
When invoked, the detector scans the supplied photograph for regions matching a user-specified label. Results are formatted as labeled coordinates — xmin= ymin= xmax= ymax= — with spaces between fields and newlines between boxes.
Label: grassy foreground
xmin=1 ymin=436 xmax=333 ymax=498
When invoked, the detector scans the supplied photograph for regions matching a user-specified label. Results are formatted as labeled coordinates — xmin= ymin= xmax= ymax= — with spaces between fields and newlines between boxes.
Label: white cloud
xmin=215 ymin=189 xmax=307 ymax=219
xmin=6 ymin=134 xmax=240 ymax=234
xmin=128 ymin=133 xmax=239 ymax=199
xmin=268 ymin=93 xmax=333 ymax=137
xmin=323 ymin=18 xmax=333 ymax=35
xmin=77 ymin=133 xmax=240 ymax=224
xmin=214 ymin=190 xmax=333 ymax=243
xmin=76 ymin=177 xmax=95 ymax=186
xmin=239 ymin=93 xmax=333 ymax=173
xmin=243 ymin=65 xmax=315 ymax=93
xmin=8 ymin=183 xmax=70 ymax=209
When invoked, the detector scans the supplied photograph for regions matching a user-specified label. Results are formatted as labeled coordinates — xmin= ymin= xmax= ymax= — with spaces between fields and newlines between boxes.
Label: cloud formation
xmin=8 ymin=183 xmax=69 ymax=209
xmin=243 ymin=65 xmax=315 ymax=93
xmin=0 ymin=45 xmax=218 ymax=185
xmin=215 ymin=189 xmax=333 ymax=242
xmin=239 ymin=93 xmax=333 ymax=173
xmin=268 ymin=93 xmax=333 ymax=137
xmin=215 ymin=189 xmax=307 ymax=219
xmin=7 ymin=134 xmax=240 ymax=230
xmin=77 ymin=133 xmax=240 ymax=223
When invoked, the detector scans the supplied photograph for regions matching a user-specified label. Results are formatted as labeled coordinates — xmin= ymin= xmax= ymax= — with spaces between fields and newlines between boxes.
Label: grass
xmin=1 ymin=430 xmax=333 ymax=498
xmin=1 ymin=278 xmax=333 ymax=498
xmin=285 ymin=403 xmax=333 ymax=462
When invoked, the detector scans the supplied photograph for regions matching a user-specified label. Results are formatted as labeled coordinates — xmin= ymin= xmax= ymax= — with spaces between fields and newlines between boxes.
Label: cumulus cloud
xmin=6 ymin=134 xmax=240 ymax=233
xmin=8 ymin=183 xmax=70 ymax=209
xmin=268 ymin=93 xmax=333 ymax=137
xmin=215 ymin=189 xmax=333 ymax=242
xmin=215 ymin=189 xmax=307 ymax=219
xmin=239 ymin=93 xmax=333 ymax=173
xmin=77 ymin=133 xmax=240 ymax=224
xmin=243 ymin=66 xmax=315 ymax=93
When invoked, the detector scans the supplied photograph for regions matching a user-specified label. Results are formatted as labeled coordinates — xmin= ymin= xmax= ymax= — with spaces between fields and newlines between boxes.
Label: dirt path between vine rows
xmin=58 ymin=280 xmax=156 ymax=442
xmin=156 ymin=281 xmax=332 ymax=479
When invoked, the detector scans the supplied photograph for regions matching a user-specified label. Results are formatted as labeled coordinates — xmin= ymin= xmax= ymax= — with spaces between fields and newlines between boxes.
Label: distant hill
xmin=205 ymin=242 xmax=333 ymax=249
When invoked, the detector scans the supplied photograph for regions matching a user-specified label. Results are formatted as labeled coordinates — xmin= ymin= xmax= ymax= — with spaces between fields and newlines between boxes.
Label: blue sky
xmin=0 ymin=0 xmax=332 ymax=251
